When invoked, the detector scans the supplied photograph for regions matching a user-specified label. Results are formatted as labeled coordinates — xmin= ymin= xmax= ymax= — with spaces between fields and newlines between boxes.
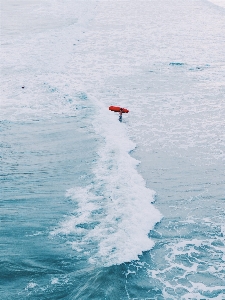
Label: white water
xmin=52 ymin=100 xmax=162 ymax=266
xmin=208 ymin=0 xmax=225 ymax=8
xmin=1 ymin=0 xmax=225 ymax=298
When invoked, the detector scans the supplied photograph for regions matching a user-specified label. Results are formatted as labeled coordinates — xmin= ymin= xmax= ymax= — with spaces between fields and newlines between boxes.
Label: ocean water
xmin=1 ymin=0 xmax=225 ymax=299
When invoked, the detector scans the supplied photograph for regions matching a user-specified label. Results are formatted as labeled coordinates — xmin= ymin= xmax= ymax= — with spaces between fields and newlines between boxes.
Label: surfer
xmin=119 ymin=108 xmax=123 ymax=122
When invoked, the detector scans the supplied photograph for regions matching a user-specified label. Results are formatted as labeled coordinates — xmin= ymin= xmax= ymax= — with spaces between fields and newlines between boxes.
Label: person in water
xmin=119 ymin=108 xmax=123 ymax=122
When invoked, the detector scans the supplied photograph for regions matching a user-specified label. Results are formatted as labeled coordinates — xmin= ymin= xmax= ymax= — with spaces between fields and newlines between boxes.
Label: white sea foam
xmin=51 ymin=278 xmax=59 ymax=285
xmin=207 ymin=0 xmax=225 ymax=8
xmin=0 ymin=0 xmax=89 ymax=35
xmin=0 ymin=0 xmax=95 ymax=122
xmin=25 ymin=282 xmax=37 ymax=290
xmin=52 ymin=97 xmax=162 ymax=266
xmin=146 ymin=230 xmax=225 ymax=300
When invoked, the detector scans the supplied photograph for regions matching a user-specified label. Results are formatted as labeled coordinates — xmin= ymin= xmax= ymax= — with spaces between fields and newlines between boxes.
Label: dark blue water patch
xmin=149 ymin=218 xmax=221 ymax=242
xmin=187 ymin=272 xmax=225 ymax=288
xmin=126 ymin=280 xmax=163 ymax=300
xmin=188 ymin=64 xmax=210 ymax=71
xmin=211 ymin=239 xmax=224 ymax=247
xmin=1 ymin=118 xmax=97 ymax=200
xmin=76 ymin=91 xmax=88 ymax=100
xmin=173 ymin=253 xmax=194 ymax=268
xmin=0 ymin=249 xmax=91 ymax=299
xmin=0 ymin=113 xmax=101 ymax=299
xmin=201 ymin=288 xmax=225 ymax=298
xmin=76 ymin=221 xmax=100 ymax=230
xmin=10 ymin=263 xmax=129 ymax=300
xmin=124 ymin=256 xmax=164 ymax=300
xmin=189 ymin=66 xmax=204 ymax=71
xmin=169 ymin=62 xmax=185 ymax=66
xmin=69 ymin=265 xmax=128 ymax=300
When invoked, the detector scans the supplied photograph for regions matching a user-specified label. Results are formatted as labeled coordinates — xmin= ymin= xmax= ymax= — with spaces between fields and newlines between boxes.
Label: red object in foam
xmin=109 ymin=106 xmax=129 ymax=113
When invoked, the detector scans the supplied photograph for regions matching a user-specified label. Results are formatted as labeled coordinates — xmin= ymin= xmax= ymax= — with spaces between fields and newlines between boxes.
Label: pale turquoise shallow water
xmin=1 ymin=0 xmax=225 ymax=299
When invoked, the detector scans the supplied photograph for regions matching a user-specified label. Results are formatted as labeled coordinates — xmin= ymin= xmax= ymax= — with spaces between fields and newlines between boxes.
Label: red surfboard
xmin=109 ymin=106 xmax=129 ymax=113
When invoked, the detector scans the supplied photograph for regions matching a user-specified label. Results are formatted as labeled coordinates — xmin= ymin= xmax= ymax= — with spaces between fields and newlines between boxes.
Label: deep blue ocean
xmin=1 ymin=0 xmax=225 ymax=299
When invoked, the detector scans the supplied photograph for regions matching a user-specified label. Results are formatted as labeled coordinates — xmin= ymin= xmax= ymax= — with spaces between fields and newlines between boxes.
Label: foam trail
xmin=52 ymin=96 xmax=162 ymax=266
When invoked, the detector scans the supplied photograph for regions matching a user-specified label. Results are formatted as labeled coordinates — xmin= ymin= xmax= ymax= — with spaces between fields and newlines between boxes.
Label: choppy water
xmin=1 ymin=0 xmax=225 ymax=299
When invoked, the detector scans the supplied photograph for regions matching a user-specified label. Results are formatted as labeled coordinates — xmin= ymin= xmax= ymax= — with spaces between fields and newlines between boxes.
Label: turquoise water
xmin=1 ymin=0 xmax=225 ymax=299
